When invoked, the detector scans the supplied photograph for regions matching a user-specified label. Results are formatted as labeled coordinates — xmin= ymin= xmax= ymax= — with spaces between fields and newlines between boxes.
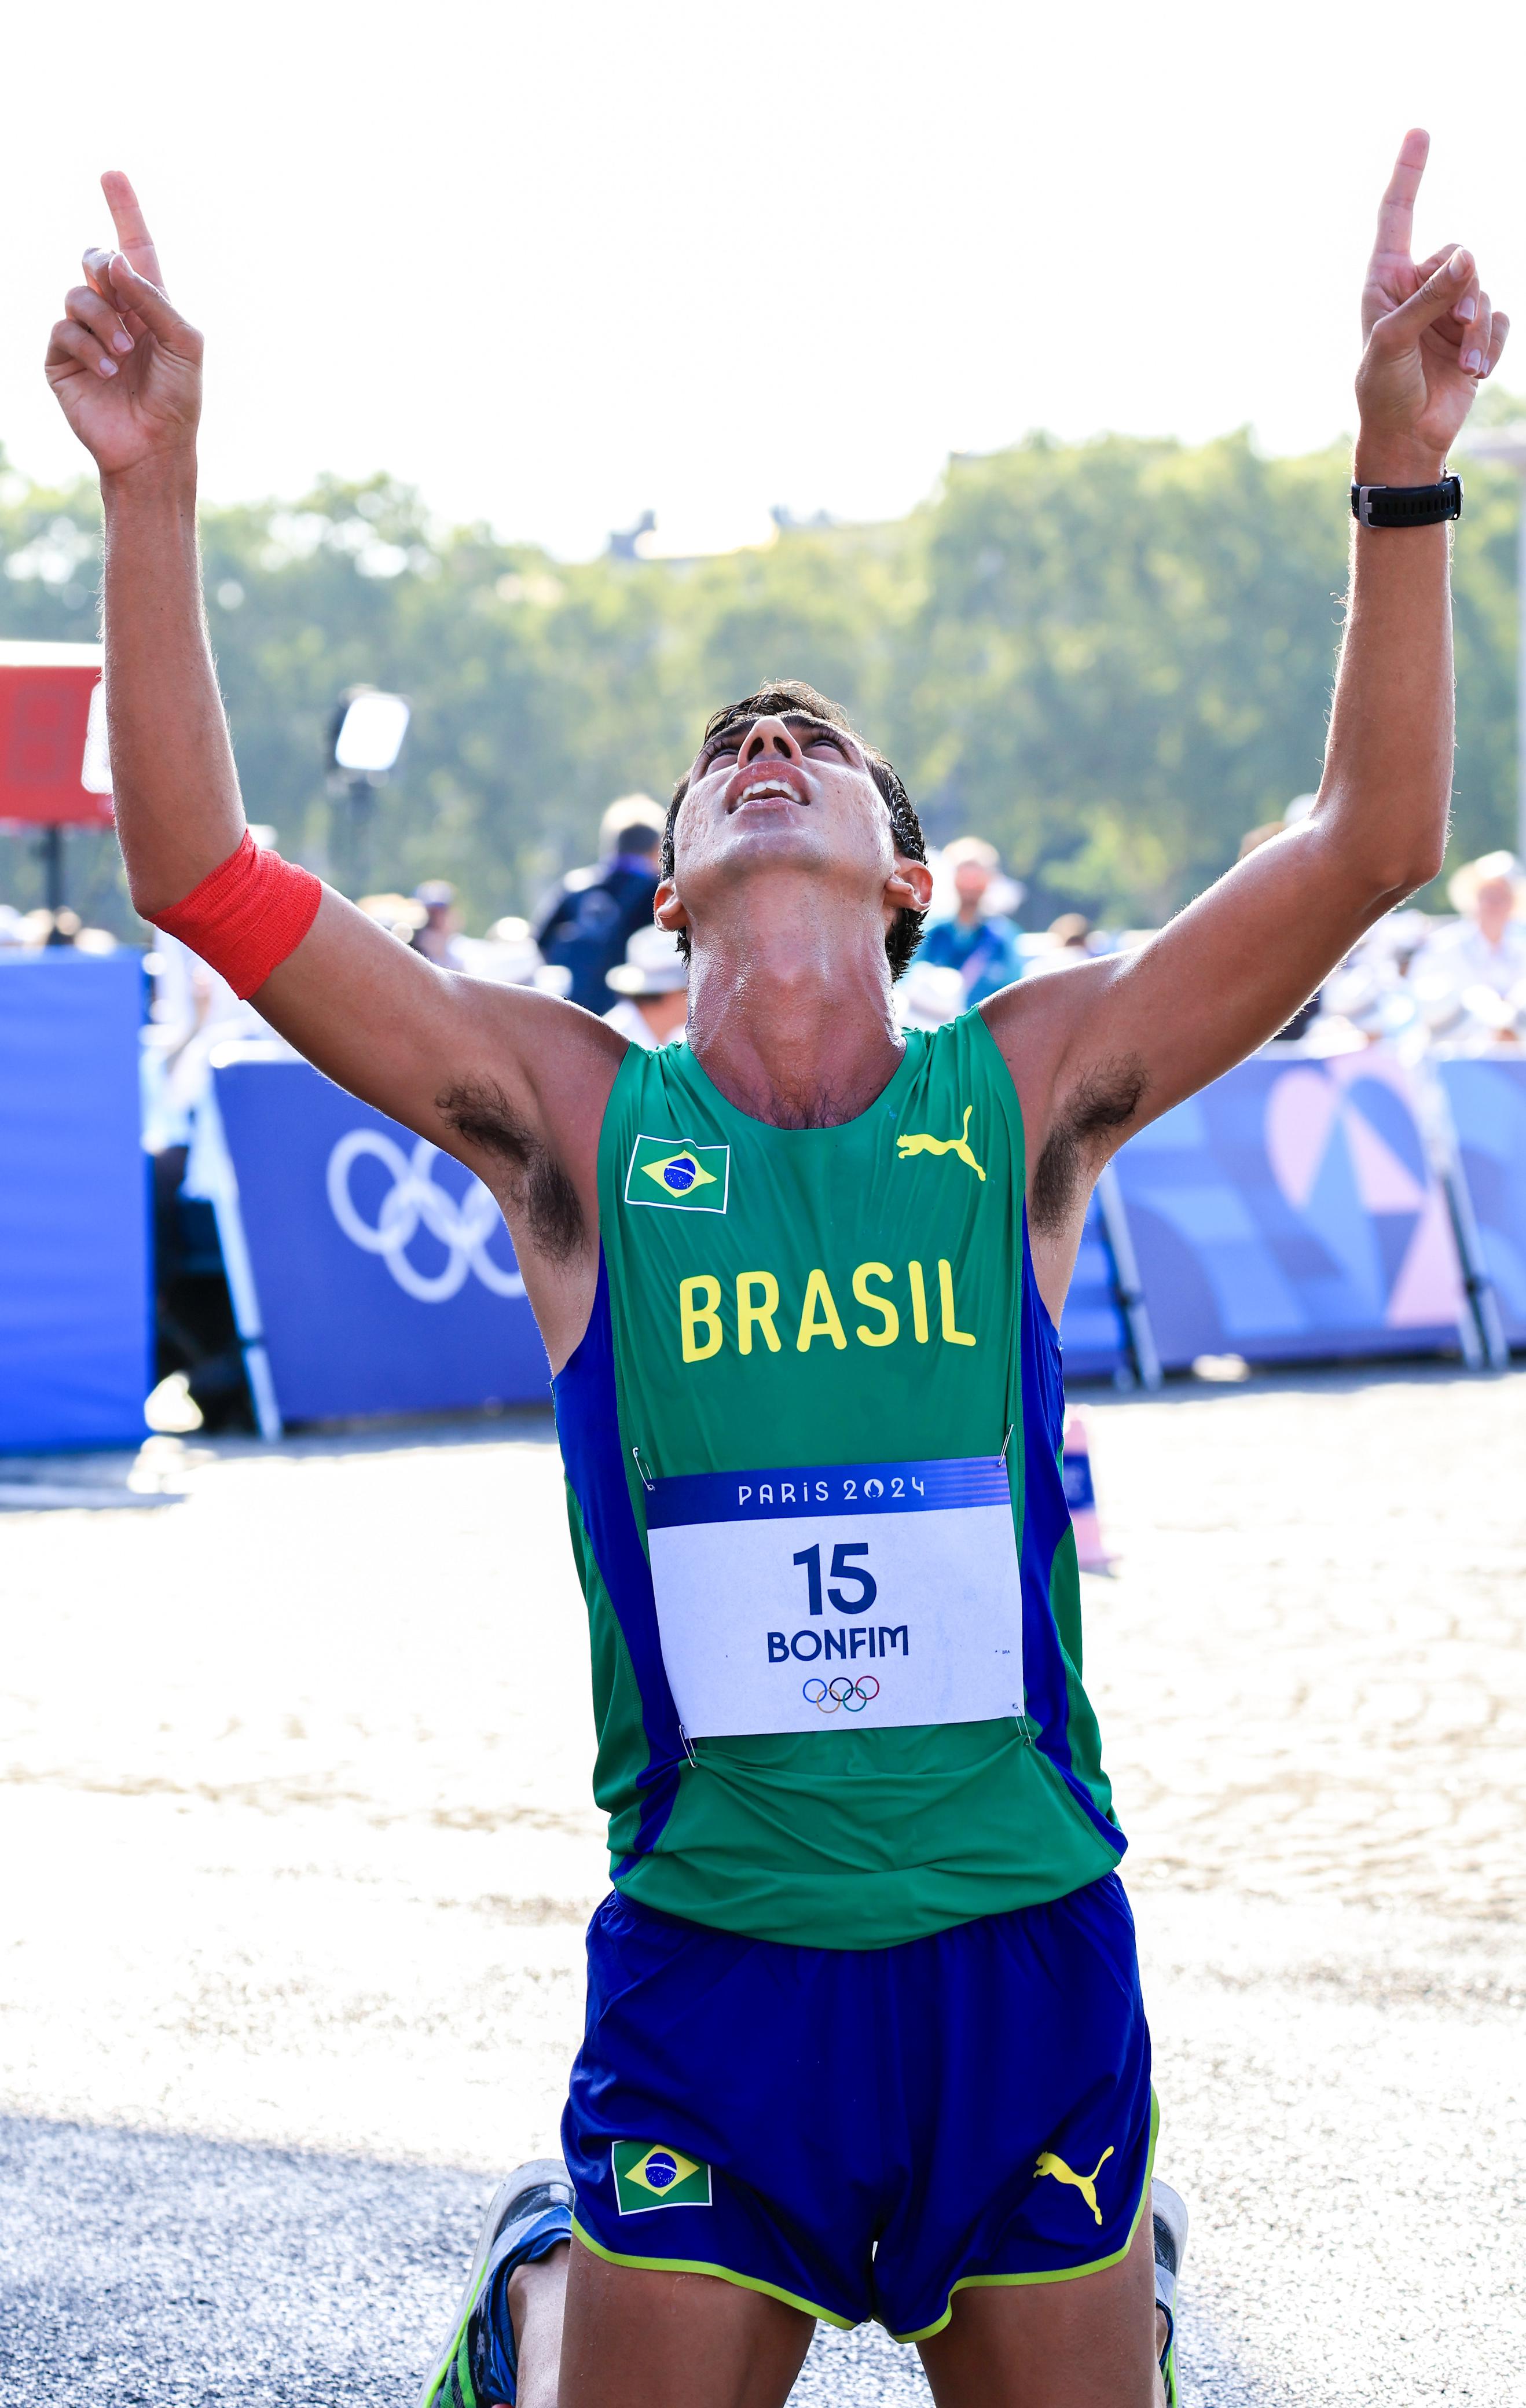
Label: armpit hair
xmin=436 ymin=1077 xmax=585 ymax=1265
xmin=1030 ymin=1055 xmax=1149 ymax=1236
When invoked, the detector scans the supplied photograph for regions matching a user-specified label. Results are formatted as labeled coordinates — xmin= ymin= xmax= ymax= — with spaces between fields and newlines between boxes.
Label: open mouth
xmin=728 ymin=776 xmax=804 ymax=812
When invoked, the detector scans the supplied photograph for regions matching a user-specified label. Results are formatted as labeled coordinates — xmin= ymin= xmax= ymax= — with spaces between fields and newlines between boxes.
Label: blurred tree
xmin=0 ymin=420 xmax=1518 ymax=937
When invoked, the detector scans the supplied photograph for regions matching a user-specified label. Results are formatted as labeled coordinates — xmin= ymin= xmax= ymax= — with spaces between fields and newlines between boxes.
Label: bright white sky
xmin=3 ymin=0 xmax=1524 ymax=560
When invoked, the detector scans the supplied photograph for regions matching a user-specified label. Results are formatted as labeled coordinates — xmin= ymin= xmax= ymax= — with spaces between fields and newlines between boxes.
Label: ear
xmin=885 ymin=857 xmax=933 ymax=914
xmin=654 ymin=878 xmax=690 ymax=933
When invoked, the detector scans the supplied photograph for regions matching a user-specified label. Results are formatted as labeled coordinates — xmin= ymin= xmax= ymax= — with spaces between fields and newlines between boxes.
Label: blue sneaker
xmin=420 ymin=2159 xmax=574 ymax=2408
xmin=1152 ymin=2178 xmax=1188 ymax=2407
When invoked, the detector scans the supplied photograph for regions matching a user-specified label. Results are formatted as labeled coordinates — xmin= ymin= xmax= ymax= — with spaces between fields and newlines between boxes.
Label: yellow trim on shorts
xmin=887 ymin=2088 xmax=1161 ymax=2345
xmin=570 ymin=2220 xmax=856 ymax=2330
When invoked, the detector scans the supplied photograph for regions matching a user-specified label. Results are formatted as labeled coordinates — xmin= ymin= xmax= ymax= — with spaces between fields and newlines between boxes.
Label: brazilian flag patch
xmin=611 ymin=2141 xmax=713 ymax=2214
xmin=624 ymin=1134 xmax=730 ymax=1214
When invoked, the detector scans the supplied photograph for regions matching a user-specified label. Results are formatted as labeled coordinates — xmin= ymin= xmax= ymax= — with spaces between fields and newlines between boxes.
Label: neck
xmin=685 ymin=889 xmax=903 ymax=1128
xmin=957 ymin=900 xmax=982 ymax=927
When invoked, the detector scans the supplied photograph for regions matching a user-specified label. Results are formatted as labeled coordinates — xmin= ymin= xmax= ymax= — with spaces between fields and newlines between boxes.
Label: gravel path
xmin=2 ymin=1366 xmax=1522 ymax=2402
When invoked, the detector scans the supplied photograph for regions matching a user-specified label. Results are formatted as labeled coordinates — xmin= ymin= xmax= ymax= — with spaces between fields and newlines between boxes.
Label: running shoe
xmin=420 ymin=2158 xmax=573 ymax=2408
xmin=1151 ymin=2178 xmax=1188 ymax=2408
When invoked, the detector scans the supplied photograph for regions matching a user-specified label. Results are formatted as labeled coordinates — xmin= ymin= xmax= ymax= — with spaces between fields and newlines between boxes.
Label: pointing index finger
xmin=100 ymin=168 xmax=163 ymax=289
xmin=1373 ymin=126 xmax=1429 ymax=263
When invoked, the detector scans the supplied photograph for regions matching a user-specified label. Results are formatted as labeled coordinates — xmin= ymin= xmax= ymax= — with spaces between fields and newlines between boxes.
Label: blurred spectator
xmin=1322 ymin=909 xmax=1433 ymax=1048
xmin=919 ymin=836 xmax=1025 ymax=1005
xmin=1050 ymin=912 xmax=1092 ymax=955
xmin=1025 ymin=912 xmax=1097 ymax=978
xmin=410 ymin=879 xmax=466 ymax=967
xmin=0 ymin=904 xmax=117 ymax=952
xmin=1406 ymin=851 xmax=1526 ymax=1047
xmin=535 ymin=795 xmax=667 ymax=1013
xmin=603 ymin=924 xmax=688 ymax=1049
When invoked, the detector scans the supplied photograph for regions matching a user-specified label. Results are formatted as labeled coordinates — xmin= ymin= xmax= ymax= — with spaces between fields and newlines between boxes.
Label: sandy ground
xmin=1 ymin=1364 xmax=1523 ymax=2403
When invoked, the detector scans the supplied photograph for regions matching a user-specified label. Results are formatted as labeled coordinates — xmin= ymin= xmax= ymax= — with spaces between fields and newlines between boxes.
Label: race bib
xmin=643 ymin=1456 xmax=1024 ymax=1739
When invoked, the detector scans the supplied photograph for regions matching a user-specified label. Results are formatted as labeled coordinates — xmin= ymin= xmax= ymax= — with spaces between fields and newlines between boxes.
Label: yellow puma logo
xmin=896 ymin=1104 xmax=986 ymax=1181
xmin=1033 ymin=2146 xmax=1114 ymax=2226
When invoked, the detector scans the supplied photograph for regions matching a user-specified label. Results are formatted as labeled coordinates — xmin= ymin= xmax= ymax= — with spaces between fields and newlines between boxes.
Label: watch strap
xmin=1351 ymin=474 xmax=1463 ymax=528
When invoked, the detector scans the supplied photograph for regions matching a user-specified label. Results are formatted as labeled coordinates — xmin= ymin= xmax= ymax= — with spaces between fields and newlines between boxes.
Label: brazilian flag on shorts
xmin=612 ymin=2141 xmax=713 ymax=2213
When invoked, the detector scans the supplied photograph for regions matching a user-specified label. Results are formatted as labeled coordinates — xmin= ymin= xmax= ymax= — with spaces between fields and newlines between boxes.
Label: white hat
xmin=1447 ymin=850 xmax=1526 ymax=917
xmin=607 ymin=923 xmax=688 ymax=997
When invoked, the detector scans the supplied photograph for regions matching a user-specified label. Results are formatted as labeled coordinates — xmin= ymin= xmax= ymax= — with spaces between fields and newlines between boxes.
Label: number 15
xmin=792 ymin=1541 xmax=878 ymax=1616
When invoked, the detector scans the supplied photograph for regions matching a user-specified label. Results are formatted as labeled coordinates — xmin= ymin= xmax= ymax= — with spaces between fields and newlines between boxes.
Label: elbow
xmin=1376 ymin=840 xmax=1447 ymax=905
xmin=1315 ymin=783 xmax=1448 ymax=907
xmin=126 ymin=871 xmax=175 ymax=926
xmin=1322 ymin=825 xmax=1447 ymax=912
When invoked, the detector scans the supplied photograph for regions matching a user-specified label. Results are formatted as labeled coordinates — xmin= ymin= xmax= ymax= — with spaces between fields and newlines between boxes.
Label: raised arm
xmin=989 ymin=130 xmax=1508 ymax=1312
xmin=46 ymin=174 xmax=619 ymax=1365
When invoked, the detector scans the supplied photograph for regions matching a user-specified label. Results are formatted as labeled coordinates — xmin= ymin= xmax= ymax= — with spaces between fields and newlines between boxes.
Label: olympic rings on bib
xmin=801 ymin=1675 xmax=881 ymax=1715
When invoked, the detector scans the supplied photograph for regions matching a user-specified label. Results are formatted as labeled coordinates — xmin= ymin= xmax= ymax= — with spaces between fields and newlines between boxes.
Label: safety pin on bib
xmin=632 ymin=1445 xmax=655 ymax=1492
xmin=1000 ymin=1424 xmax=1014 ymax=1465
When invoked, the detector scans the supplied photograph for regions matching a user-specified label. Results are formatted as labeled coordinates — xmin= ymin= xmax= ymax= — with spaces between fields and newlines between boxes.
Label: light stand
xmin=325 ymin=687 xmax=410 ymax=896
xmin=39 ymin=824 xmax=67 ymax=935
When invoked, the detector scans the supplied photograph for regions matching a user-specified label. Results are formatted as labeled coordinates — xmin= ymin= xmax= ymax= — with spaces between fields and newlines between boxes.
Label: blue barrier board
xmin=1110 ymin=1051 xmax=1465 ymax=1368
xmin=211 ymin=1056 xmax=548 ymax=1422
xmin=1436 ymin=1056 xmax=1526 ymax=1346
xmin=0 ymin=953 xmax=150 ymax=1449
xmin=1058 ymin=1194 xmax=1129 ymax=1381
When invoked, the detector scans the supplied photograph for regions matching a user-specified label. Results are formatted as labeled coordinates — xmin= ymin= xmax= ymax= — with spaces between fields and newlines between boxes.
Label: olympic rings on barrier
xmin=801 ymin=1675 xmax=881 ymax=1714
xmin=326 ymin=1129 xmax=527 ymax=1305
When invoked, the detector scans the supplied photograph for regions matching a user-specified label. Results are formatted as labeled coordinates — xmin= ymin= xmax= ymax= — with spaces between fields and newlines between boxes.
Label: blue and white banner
xmin=1110 ymin=1050 xmax=1467 ymax=1368
xmin=1435 ymin=1056 xmax=1526 ymax=1346
xmin=644 ymin=1455 xmax=1011 ymax=1527
xmin=1058 ymin=1192 xmax=1129 ymax=1380
xmin=208 ymin=1052 xmax=548 ymax=1425
xmin=0 ymin=953 xmax=149 ymax=1449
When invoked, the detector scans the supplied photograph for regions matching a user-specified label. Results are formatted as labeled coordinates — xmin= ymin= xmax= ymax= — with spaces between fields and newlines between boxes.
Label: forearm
xmin=1005 ymin=451 xmax=1461 ymax=1169
xmin=1316 ymin=434 xmax=1453 ymax=900
xmin=102 ymin=453 xmax=245 ymax=918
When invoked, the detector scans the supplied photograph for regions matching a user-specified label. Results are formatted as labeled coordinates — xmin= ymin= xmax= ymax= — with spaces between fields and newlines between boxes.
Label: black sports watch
xmin=1351 ymin=473 xmax=1463 ymax=528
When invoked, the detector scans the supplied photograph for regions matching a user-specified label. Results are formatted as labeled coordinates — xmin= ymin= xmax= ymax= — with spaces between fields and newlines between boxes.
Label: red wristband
xmin=154 ymin=830 xmax=322 ymax=999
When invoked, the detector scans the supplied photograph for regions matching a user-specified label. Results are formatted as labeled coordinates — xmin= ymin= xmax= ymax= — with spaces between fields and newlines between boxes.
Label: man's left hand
xmin=1356 ymin=127 xmax=1507 ymax=483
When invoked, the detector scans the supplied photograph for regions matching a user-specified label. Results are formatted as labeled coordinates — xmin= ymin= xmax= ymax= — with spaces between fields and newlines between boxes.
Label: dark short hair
xmin=662 ymin=680 xmax=927 ymax=980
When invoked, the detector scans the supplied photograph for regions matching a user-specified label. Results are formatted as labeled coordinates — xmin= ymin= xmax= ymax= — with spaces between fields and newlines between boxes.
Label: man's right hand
xmin=48 ymin=169 xmax=618 ymax=1374
xmin=45 ymin=171 xmax=201 ymax=480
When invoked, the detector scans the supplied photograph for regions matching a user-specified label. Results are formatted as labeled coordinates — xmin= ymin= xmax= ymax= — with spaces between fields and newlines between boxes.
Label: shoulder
xmin=446 ymin=978 xmax=630 ymax=1108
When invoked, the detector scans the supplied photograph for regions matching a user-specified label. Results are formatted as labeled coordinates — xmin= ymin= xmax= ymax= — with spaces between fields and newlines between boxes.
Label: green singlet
xmin=551 ymin=1010 xmax=1123 ymax=1950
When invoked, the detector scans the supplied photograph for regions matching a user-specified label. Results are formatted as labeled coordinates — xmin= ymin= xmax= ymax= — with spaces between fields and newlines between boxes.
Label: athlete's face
xmin=655 ymin=713 xmax=929 ymax=953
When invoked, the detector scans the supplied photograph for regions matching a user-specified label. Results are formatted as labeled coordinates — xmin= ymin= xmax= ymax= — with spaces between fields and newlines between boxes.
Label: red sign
xmin=0 ymin=643 xmax=112 ymax=825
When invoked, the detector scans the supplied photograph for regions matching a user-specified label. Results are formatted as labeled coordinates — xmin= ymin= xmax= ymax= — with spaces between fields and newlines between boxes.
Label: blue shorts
xmin=563 ymin=1873 xmax=1155 ymax=2343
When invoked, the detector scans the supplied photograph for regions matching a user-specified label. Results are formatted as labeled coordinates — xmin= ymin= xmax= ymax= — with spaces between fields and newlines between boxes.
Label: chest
xmin=604 ymin=1087 xmax=1021 ymax=1468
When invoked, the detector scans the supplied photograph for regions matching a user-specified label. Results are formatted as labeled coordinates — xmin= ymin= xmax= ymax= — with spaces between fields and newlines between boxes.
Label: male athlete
xmin=46 ymin=131 xmax=1502 ymax=2408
